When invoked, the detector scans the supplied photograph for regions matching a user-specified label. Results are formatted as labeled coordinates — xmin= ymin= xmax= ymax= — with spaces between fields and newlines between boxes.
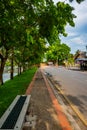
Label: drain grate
xmin=1 ymin=96 xmax=26 ymax=129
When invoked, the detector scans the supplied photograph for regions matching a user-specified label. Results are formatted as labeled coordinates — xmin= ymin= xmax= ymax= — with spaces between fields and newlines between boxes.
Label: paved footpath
xmin=24 ymin=68 xmax=73 ymax=130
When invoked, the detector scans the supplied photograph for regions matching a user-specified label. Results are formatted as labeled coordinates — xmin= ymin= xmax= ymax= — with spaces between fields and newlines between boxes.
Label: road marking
xmin=48 ymin=77 xmax=81 ymax=130
xmin=55 ymin=85 xmax=87 ymax=127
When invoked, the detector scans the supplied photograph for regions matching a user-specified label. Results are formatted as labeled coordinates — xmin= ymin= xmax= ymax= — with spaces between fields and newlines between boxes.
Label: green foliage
xmin=0 ymin=0 xmax=76 ymax=58
xmin=0 ymin=67 xmax=37 ymax=117
xmin=46 ymin=41 xmax=71 ymax=64
xmin=5 ymin=59 xmax=10 ymax=66
xmin=67 ymin=53 xmax=74 ymax=64
xmin=0 ymin=0 xmax=76 ymax=84
xmin=69 ymin=0 xmax=85 ymax=4
xmin=38 ymin=1 xmax=76 ymax=41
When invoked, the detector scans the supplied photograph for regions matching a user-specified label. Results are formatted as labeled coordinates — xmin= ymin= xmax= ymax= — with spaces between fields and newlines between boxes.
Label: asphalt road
xmin=43 ymin=66 xmax=87 ymax=120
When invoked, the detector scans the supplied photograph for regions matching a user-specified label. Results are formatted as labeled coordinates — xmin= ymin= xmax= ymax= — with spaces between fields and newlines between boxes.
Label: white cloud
xmin=67 ymin=32 xmax=77 ymax=37
xmin=53 ymin=0 xmax=87 ymax=53
xmin=71 ymin=37 xmax=84 ymax=45
xmin=72 ymin=1 xmax=87 ymax=25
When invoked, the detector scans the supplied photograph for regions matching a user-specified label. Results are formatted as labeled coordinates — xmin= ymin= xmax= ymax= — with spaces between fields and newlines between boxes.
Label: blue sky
xmin=54 ymin=0 xmax=87 ymax=54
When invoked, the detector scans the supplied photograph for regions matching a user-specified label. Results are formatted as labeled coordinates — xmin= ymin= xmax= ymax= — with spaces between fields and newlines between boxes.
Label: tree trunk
xmin=18 ymin=64 xmax=22 ymax=76
xmin=19 ymin=66 xmax=22 ymax=75
xmin=10 ymin=49 xmax=14 ymax=80
xmin=23 ymin=63 xmax=26 ymax=72
xmin=0 ymin=58 xmax=7 ymax=85
xmin=0 ymin=69 xmax=4 ymax=85
xmin=18 ymin=64 xmax=20 ymax=76
xmin=10 ymin=57 xmax=14 ymax=79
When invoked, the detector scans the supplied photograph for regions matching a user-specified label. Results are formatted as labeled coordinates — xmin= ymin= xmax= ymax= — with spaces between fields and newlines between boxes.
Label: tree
xmin=0 ymin=0 xmax=22 ymax=84
xmin=46 ymin=41 xmax=71 ymax=65
xmin=38 ymin=1 xmax=76 ymax=43
xmin=0 ymin=0 xmax=76 ymax=85
xmin=69 ymin=0 xmax=85 ymax=4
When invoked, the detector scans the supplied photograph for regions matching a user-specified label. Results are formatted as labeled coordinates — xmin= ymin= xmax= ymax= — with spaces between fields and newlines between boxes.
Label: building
xmin=74 ymin=51 xmax=87 ymax=70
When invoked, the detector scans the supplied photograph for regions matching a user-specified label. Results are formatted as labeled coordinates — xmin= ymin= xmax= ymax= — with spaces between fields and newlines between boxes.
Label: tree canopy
xmin=69 ymin=0 xmax=85 ymax=4
xmin=0 ymin=0 xmax=77 ymax=84
xmin=46 ymin=40 xmax=71 ymax=64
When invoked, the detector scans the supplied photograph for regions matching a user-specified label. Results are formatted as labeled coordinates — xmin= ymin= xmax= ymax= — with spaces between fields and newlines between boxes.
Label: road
xmin=43 ymin=66 xmax=87 ymax=120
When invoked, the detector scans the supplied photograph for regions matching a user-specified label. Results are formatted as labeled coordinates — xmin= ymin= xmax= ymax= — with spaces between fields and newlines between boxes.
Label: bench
xmin=0 ymin=95 xmax=31 ymax=130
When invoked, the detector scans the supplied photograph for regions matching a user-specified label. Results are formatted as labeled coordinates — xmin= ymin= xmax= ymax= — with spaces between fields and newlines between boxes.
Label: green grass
xmin=0 ymin=67 xmax=37 ymax=118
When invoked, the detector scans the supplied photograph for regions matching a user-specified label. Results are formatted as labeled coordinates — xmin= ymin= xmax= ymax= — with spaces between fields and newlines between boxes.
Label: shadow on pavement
xmin=67 ymin=95 xmax=86 ymax=115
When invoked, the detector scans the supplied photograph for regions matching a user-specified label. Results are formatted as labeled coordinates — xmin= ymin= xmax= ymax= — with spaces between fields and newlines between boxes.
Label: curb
xmin=25 ymin=70 xmax=38 ymax=95
xmin=47 ymin=74 xmax=87 ymax=128
xmin=55 ymin=84 xmax=87 ymax=127
xmin=41 ymin=69 xmax=73 ymax=130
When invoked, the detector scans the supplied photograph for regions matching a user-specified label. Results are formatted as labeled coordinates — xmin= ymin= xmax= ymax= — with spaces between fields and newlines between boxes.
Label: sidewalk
xmin=24 ymin=68 xmax=73 ymax=130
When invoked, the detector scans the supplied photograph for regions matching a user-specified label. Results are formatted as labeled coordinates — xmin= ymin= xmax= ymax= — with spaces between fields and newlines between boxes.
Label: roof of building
xmin=76 ymin=58 xmax=87 ymax=61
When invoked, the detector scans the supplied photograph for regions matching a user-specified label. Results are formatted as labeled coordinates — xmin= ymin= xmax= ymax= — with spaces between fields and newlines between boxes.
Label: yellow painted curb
xmin=55 ymin=84 xmax=87 ymax=127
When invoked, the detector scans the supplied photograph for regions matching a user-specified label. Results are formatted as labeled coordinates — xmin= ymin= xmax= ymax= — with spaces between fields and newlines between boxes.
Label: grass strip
xmin=0 ymin=67 xmax=37 ymax=118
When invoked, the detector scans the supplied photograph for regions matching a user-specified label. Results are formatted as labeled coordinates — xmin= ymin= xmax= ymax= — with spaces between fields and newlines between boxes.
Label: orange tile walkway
xmin=26 ymin=69 xmax=73 ymax=130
